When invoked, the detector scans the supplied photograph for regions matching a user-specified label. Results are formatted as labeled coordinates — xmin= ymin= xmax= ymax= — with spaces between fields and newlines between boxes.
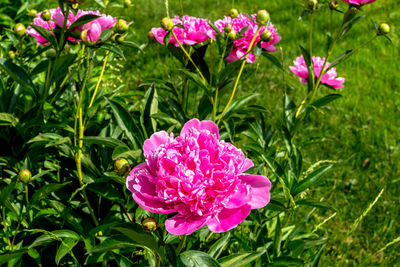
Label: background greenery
xmin=2 ymin=0 xmax=399 ymax=265
xmin=114 ymin=0 xmax=400 ymax=265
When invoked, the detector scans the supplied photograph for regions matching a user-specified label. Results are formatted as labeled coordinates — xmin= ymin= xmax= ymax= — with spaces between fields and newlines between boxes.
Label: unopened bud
xmin=224 ymin=23 xmax=233 ymax=34
xmin=80 ymin=29 xmax=88 ymax=42
xmin=229 ymin=8 xmax=239 ymax=18
xmin=116 ymin=19 xmax=129 ymax=33
xmin=227 ymin=30 xmax=237 ymax=40
xmin=28 ymin=9 xmax=38 ymax=17
xmin=14 ymin=23 xmax=26 ymax=36
xmin=148 ymin=31 xmax=156 ymax=42
xmin=19 ymin=169 xmax=32 ymax=184
xmin=124 ymin=0 xmax=132 ymax=8
xmin=161 ymin=17 xmax=174 ymax=31
xmin=114 ymin=158 xmax=130 ymax=176
xmin=8 ymin=51 xmax=16 ymax=59
xmin=256 ymin=10 xmax=270 ymax=26
xmin=46 ymin=48 xmax=57 ymax=59
xmin=329 ymin=0 xmax=339 ymax=10
xmin=115 ymin=34 xmax=125 ymax=44
xmin=378 ymin=23 xmax=390 ymax=35
xmin=308 ymin=0 xmax=318 ymax=11
xmin=41 ymin=10 xmax=52 ymax=21
xmin=142 ymin=217 xmax=157 ymax=232
xmin=260 ymin=30 xmax=273 ymax=42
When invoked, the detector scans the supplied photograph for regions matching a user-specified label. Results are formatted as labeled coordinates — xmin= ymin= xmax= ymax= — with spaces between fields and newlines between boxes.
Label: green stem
xmin=58 ymin=5 xmax=70 ymax=52
xmin=309 ymin=13 xmax=313 ymax=58
xmin=1 ymin=208 xmax=11 ymax=248
xmin=171 ymin=30 xmax=207 ymax=82
xmin=217 ymin=27 xmax=261 ymax=125
xmin=88 ymin=50 xmax=109 ymax=109
xmin=176 ymin=235 xmax=187 ymax=255
xmin=165 ymin=0 xmax=170 ymax=17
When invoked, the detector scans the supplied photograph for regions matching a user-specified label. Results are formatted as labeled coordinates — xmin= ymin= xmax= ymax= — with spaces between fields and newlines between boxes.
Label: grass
xmin=48 ymin=0 xmax=400 ymax=264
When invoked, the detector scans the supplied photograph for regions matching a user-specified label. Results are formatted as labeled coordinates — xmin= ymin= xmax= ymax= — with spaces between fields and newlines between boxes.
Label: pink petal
xmin=224 ymin=184 xmax=251 ymax=209
xmin=165 ymin=214 xmax=208 ymax=235
xmin=143 ymin=131 xmax=171 ymax=157
xmin=207 ymin=205 xmax=251 ymax=233
xmin=238 ymin=174 xmax=271 ymax=209
xmin=180 ymin=119 xmax=219 ymax=139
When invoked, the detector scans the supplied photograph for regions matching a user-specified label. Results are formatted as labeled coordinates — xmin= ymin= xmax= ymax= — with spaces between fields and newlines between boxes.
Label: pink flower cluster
xmin=151 ymin=15 xmax=216 ymax=46
xmin=341 ymin=0 xmax=376 ymax=5
xmin=214 ymin=14 xmax=281 ymax=63
xmin=289 ymin=56 xmax=345 ymax=89
xmin=26 ymin=8 xmax=116 ymax=45
xmin=126 ymin=119 xmax=271 ymax=235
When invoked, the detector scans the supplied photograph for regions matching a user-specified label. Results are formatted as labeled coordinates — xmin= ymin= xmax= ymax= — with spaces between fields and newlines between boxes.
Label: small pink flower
xmin=151 ymin=15 xmax=216 ymax=46
xmin=126 ymin=119 xmax=271 ymax=235
xmin=75 ymin=10 xmax=117 ymax=43
xmin=26 ymin=8 xmax=61 ymax=45
xmin=214 ymin=14 xmax=281 ymax=63
xmin=289 ymin=55 xmax=345 ymax=89
xmin=341 ymin=0 xmax=376 ymax=5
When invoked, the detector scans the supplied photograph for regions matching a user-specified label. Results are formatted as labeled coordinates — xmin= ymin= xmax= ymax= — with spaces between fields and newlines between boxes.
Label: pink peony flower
xmin=151 ymin=15 xmax=216 ymax=46
xmin=289 ymin=55 xmax=345 ymax=89
xmin=26 ymin=8 xmax=116 ymax=45
xmin=341 ymin=0 xmax=376 ymax=5
xmin=126 ymin=119 xmax=271 ymax=235
xmin=214 ymin=14 xmax=281 ymax=63
xmin=75 ymin=10 xmax=117 ymax=43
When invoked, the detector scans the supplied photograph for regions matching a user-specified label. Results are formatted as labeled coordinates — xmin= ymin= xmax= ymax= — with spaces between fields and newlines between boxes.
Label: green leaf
xmin=0 ymin=250 xmax=29 ymax=265
xmin=177 ymin=69 xmax=212 ymax=97
xmin=292 ymin=164 xmax=334 ymax=195
xmin=181 ymin=250 xmax=221 ymax=267
xmin=0 ymin=113 xmax=19 ymax=127
xmin=52 ymin=54 xmax=77 ymax=82
xmin=100 ymin=43 xmax=126 ymax=60
xmin=261 ymin=51 xmax=283 ymax=70
xmin=30 ymin=24 xmax=57 ymax=48
xmin=298 ymin=44 xmax=314 ymax=92
xmin=0 ymin=179 xmax=17 ymax=206
xmin=142 ymin=84 xmax=158 ymax=135
xmin=83 ymin=136 xmax=128 ymax=149
xmin=270 ymin=256 xmax=303 ymax=266
xmin=112 ymin=223 xmax=158 ymax=252
xmin=55 ymin=237 xmax=79 ymax=265
xmin=29 ymin=229 xmax=80 ymax=248
xmin=0 ymin=58 xmax=34 ymax=88
xmin=296 ymin=199 xmax=336 ymax=211
xmin=274 ymin=216 xmax=282 ymax=257
xmin=98 ymin=29 xmax=113 ymax=42
xmin=105 ymin=97 xmax=142 ymax=149
xmin=69 ymin=14 xmax=100 ymax=29
xmin=30 ymin=182 xmax=70 ymax=205
xmin=219 ymin=250 xmax=265 ymax=267
xmin=208 ymin=233 xmax=231 ymax=259
xmin=306 ymin=94 xmax=342 ymax=115
xmin=309 ymin=244 xmax=326 ymax=267
xmin=88 ymin=235 xmax=136 ymax=253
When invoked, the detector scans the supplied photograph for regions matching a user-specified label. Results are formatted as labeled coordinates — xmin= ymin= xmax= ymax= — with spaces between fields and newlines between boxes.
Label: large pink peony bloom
xmin=75 ymin=10 xmax=117 ymax=43
xmin=151 ymin=15 xmax=216 ymax=46
xmin=26 ymin=8 xmax=116 ymax=45
xmin=126 ymin=119 xmax=271 ymax=235
xmin=214 ymin=14 xmax=281 ymax=63
xmin=289 ymin=56 xmax=345 ymax=89
xmin=341 ymin=0 xmax=377 ymax=5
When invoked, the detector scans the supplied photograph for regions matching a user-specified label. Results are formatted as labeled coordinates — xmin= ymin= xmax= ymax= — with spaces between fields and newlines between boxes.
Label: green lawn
xmin=67 ymin=0 xmax=400 ymax=264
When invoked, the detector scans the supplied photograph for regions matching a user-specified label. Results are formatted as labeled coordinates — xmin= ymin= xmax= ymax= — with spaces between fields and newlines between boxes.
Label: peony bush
xmin=0 ymin=0 xmax=391 ymax=265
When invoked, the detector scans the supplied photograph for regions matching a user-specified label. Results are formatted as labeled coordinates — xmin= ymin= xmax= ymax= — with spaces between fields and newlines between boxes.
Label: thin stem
xmin=1 ymin=208 xmax=12 ymax=247
xmin=309 ymin=13 xmax=313 ymax=58
xmin=171 ymin=30 xmax=207 ymax=82
xmin=88 ymin=50 xmax=109 ymax=108
xmin=165 ymin=0 xmax=170 ymax=17
xmin=58 ymin=5 xmax=70 ymax=52
xmin=217 ymin=27 xmax=261 ymax=125
xmin=209 ymin=40 xmax=213 ymax=85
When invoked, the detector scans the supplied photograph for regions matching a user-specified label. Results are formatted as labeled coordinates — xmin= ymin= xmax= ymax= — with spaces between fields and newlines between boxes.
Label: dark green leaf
xmin=219 ymin=250 xmax=265 ymax=267
xmin=112 ymin=223 xmax=158 ymax=252
xmin=261 ymin=51 xmax=283 ymax=70
xmin=101 ymin=43 xmax=126 ymax=60
xmin=83 ymin=136 xmax=128 ymax=149
xmin=0 ymin=250 xmax=29 ymax=265
xmin=30 ymin=24 xmax=57 ymax=48
xmin=30 ymin=182 xmax=70 ymax=204
xmin=292 ymin=164 xmax=334 ymax=195
xmin=270 ymin=256 xmax=303 ymax=266
xmin=88 ymin=235 xmax=136 ymax=253
xmin=0 ymin=58 xmax=34 ymax=88
xmin=208 ymin=233 xmax=231 ymax=259
xmin=181 ymin=250 xmax=221 ymax=267
xmin=55 ymin=238 xmax=79 ymax=265
xmin=274 ymin=216 xmax=282 ymax=257
xmin=69 ymin=14 xmax=100 ymax=29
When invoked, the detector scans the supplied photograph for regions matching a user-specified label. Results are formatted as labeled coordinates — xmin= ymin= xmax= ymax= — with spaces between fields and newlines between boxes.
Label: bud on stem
xmin=14 ymin=23 xmax=26 ymax=37
xmin=161 ymin=17 xmax=174 ymax=31
xmin=114 ymin=158 xmax=130 ymax=176
xmin=41 ymin=10 xmax=52 ymax=21
xmin=256 ymin=10 xmax=270 ymax=26
xmin=229 ymin=8 xmax=239 ymax=18
xmin=19 ymin=169 xmax=32 ymax=184
xmin=378 ymin=23 xmax=390 ymax=35
xmin=308 ymin=0 xmax=318 ymax=11
xmin=141 ymin=217 xmax=157 ymax=232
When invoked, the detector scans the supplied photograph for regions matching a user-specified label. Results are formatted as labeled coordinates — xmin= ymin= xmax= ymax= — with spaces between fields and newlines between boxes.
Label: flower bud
xmin=64 ymin=0 xmax=88 ymax=4
xmin=148 ymin=31 xmax=156 ymax=42
xmin=46 ymin=48 xmax=57 ymax=59
xmin=308 ymin=0 xmax=318 ymax=11
xmin=224 ymin=23 xmax=233 ymax=34
xmin=8 ymin=51 xmax=16 ymax=59
xmin=229 ymin=8 xmax=239 ymax=18
xmin=256 ymin=10 xmax=270 ymax=26
xmin=260 ymin=30 xmax=273 ymax=42
xmin=19 ymin=169 xmax=32 ymax=184
xmin=116 ymin=19 xmax=129 ymax=33
xmin=161 ymin=17 xmax=174 ymax=31
xmin=28 ymin=9 xmax=38 ymax=17
xmin=378 ymin=23 xmax=390 ymax=35
xmin=141 ymin=217 xmax=157 ymax=232
xmin=114 ymin=158 xmax=130 ymax=176
xmin=227 ymin=30 xmax=237 ymax=40
xmin=114 ymin=34 xmax=125 ymax=44
xmin=14 ymin=23 xmax=26 ymax=37
xmin=343 ymin=6 xmax=358 ymax=24
xmin=80 ymin=29 xmax=88 ymax=42
xmin=41 ymin=10 xmax=52 ymax=21
xmin=124 ymin=0 xmax=132 ymax=8
xmin=329 ymin=0 xmax=339 ymax=10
